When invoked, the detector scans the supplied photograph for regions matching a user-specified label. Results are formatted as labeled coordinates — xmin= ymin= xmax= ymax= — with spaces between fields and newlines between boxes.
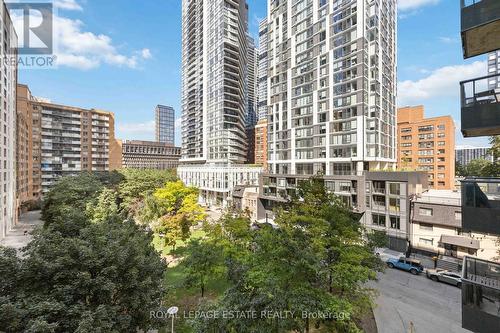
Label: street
xmin=0 ymin=211 xmax=43 ymax=250
xmin=371 ymin=267 xmax=471 ymax=333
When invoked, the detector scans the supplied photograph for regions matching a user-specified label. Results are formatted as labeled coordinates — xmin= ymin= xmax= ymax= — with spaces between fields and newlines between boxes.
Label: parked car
xmin=426 ymin=269 xmax=462 ymax=288
xmin=386 ymin=257 xmax=425 ymax=275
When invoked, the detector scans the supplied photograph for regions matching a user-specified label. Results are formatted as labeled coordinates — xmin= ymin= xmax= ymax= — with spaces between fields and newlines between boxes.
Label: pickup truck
xmin=386 ymin=257 xmax=425 ymax=275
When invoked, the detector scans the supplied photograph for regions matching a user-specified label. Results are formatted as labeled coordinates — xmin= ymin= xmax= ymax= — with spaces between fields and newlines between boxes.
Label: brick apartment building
xmin=397 ymin=106 xmax=455 ymax=189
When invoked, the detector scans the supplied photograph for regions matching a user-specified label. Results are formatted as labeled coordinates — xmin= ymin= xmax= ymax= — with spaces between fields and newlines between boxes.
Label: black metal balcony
xmin=461 ymin=178 xmax=500 ymax=235
xmin=461 ymin=0 xmax=500 ymax=58
xmin=460 ymin=73 xmax=500 ymax=137
xmin=461 ymin=256 xmax=500 ymax=333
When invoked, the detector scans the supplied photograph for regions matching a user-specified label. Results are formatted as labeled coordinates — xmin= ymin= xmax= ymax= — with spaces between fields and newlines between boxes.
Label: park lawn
xmin=165 ymin=264 xmax=230 ymax=301
xmin=152 ymin=229 xmax=206 ymax=257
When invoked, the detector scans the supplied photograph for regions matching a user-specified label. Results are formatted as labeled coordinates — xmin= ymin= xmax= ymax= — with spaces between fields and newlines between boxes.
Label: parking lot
xmin=371 ymin=266 xmax=471 ymax=333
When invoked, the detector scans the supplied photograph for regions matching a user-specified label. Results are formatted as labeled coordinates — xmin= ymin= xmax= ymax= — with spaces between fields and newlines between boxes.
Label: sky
xmin=17 ymin=0 xmax=491 ymax=147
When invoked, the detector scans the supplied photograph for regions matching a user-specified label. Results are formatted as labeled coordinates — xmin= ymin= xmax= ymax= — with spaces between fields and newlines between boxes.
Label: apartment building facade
xmin=180 ymin=0 xmax=249 ymax=164
xmin=260 ymin=171 xmax=428 ymax=252
xmin=257 ymin=18 xmax=269 ymax=121
xmin=456 ymin=146 xmax=494 ymax=166
xmin=16 ymin=85 xmax=41 ymax=209
xmin=266 ymin=0 xmax=397 ymax=177
xmin=397 ymin=106 xmax=456 ymax=190
xmin=155 ymin=105 xmax=175 ymax=145
xmin=0 ymin=1 xmax=17 ymax=239
xmin=16 ymin=84 xmax=121 ymax=194
xmin=179 ymin=0 xmax=262 ymax=206
xmin=121 ymin=140 xmax=181 ymax=170
xmin=254 ymin=119 xmax=268 ymax=169
xmin=247 ymin=35 xmax=258 ymax=128
xmin=39 ymin=103 xmax=120 ymax=192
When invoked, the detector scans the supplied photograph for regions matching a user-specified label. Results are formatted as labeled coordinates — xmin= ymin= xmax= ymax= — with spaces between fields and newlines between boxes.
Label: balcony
xmin=460 ymin=74 xmax=500 ymax=137
xmin=461 ymin=0 xmax=500 ymax=58
xmin=461 ymin=178 xmax=500 ymax=234
xmin=461 ymin=256 xmax=500 ymax=333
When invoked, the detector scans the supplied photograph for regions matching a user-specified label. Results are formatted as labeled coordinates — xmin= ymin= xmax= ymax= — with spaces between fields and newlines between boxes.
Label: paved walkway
xmin=0 ymin=210 xmax=43 ymax=250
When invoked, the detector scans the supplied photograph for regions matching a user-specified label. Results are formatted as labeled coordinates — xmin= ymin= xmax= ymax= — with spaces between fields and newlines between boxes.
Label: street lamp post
xmin=167 ymin=306 xmax=178 ymax=333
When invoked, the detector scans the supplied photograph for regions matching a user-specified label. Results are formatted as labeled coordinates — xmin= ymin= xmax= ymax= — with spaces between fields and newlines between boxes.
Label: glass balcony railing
xmin=460 ymin=74 xmax=500 ymax=137
xmin=461 ymin=256 xmax=500 ymax=333
xmin=461 ymin=178 xmax=500 ymax=234
xmin=461 ymin=0 xmax=500 ymax=58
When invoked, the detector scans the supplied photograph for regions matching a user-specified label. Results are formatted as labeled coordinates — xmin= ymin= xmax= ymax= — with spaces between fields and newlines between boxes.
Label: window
xmin=372 ymin=214 xmax=386 ymax=227
xmin=389 ymin=198 xmax=400 ymax=212
xmin=401 ymin=127 xmax=412 ymax=133
xmin=419 ymin=238 xmax=433 ymax=246
xmin=390 ymin=216 xmax=400 ymax=230
xmin=419 ymin=208 xmax=433 ymax=216
xmin=420 ymin=223 xmax=433 ymax=231
xmin=418 ymin=125 xmax=434 ymax=132
xmin=437 ymin=124 xmax=445 ymax=130
xmin=389 ymin=183 xmax=400 ymax=195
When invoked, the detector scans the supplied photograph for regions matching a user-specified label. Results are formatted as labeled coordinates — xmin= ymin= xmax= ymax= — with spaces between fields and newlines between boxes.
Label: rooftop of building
xmin=416 ymin=189 xmax=461 ymax=206
xmin=122 ymin=140 xmax=179 ymax=147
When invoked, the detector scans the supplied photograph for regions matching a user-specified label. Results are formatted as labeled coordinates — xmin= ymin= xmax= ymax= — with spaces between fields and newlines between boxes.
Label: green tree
xmin=86 ymin=188 xmax=120 ymax=223
xmin=180 ymin=239 xmax=225 ymax=297
xmin=0 ymin=215 xmax=165 ymax=333
xmin=190 ymin=177 xmax=381 ymax=332
xmin=143 ymin=181 xmax=206 ymax=251
xmin=489 ymin=136 xmax=500 ymax=161
xmin=42 ymin=173 xmax=104 ymax=225
xmin=460 ymin=158 xmax=499 ymax=177
xmin=117 ymin=168 xmax=177 ymax=215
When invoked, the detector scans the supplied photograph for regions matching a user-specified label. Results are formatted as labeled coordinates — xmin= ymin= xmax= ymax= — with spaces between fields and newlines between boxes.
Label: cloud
xmin=10 ymin=5 xmax=151 ymax=70
xmin=398 ymin=61 xmax=487 ymax=106
xmin=438 ymin=36 xmax=459 ymax=44
xmin=175 ymin=117 xmax=182 ymax=129
xmin=54 ymin=0 xmax=82 ymax=11
xmin=399 ymin=0 xmax=440 ymax=11
xmin=140 ymin=48 xmax=152 ymax=59
xmin=116 ymin=120 xmax=155 ymax=140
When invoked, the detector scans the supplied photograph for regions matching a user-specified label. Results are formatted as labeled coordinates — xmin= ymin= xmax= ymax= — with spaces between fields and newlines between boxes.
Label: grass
xmin=165 ymin=264 xmax=230 ymax=300
xmin=152 ymin=229 xmax=206 ymax=257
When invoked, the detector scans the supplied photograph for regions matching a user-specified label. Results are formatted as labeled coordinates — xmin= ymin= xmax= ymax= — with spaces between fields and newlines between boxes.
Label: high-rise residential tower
xmin=257 ymin=18 xmax=269 ymax=121
xmin=247 ymin=35 xmax=258 ymax=128
xmin=0 ymin=2 xmax=17 ymax=239
xmin=180 ymin=0 xmax=249 ymax=164
xmin=266 ymin=0 xmax=397 ymax=176
xmin=178 ymin=0 xmax=262 ymax=206
xmin=155 ymin=105 xmax=175 ymax=144
xmin=488 ymin=50 xmax=500 ymax=89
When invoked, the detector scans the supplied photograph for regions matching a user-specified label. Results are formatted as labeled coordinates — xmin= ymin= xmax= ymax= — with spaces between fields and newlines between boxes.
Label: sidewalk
xmin=0 ymin=210 xmax=43 ymax=250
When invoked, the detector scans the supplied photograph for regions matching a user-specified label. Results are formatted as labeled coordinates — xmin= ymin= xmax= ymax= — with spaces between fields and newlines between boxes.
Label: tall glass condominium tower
xmin=181 ymin=0 xmax=249 ymax=164
xmin=266 ymin=0 xmax=397 ymax=176
xmin=155 ymin=104 xmax=175 ymax=144
xmin=258 ymin=18 xmax=269 ymax=121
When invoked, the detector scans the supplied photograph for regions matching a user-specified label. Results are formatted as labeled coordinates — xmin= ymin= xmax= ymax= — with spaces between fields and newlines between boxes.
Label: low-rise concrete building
xmin=121 ymin=140 xmax=181 ymax=170
xmin=260 ymin=171 xmax=429 ymax=252
xmin=232 ymin=186 xmax=261 ymax=221
xmin=178 ymin=164 xmax=262 ymax=208
xmin=411 ymin=189 xmax=499 ymax=261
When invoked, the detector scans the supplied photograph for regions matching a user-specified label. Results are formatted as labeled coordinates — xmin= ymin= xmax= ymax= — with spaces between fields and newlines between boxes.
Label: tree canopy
xmin=182 ymin=177 xmax=383 ymax=333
